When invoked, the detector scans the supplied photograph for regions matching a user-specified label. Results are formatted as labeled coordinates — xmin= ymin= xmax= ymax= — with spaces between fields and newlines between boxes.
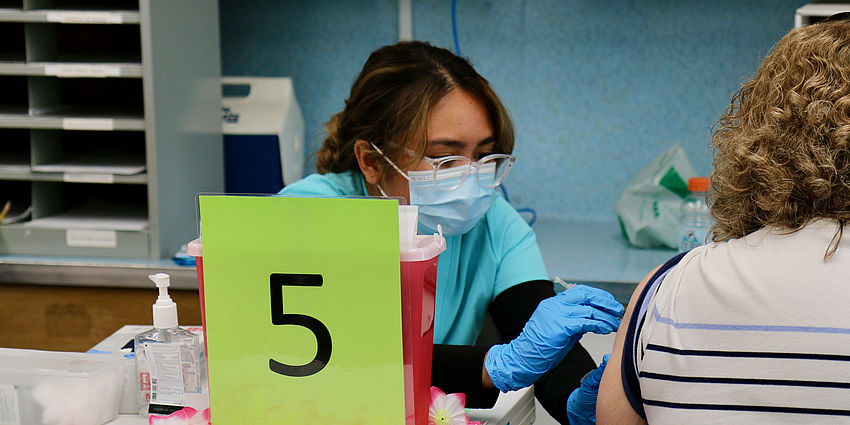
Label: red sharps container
xmin=186 ymin=239 xmax=209 ymax=359
xmin=398 ymin=205 xmax=446 ymax=425
xmin=188 ymin=204 xmax=444 ymax=424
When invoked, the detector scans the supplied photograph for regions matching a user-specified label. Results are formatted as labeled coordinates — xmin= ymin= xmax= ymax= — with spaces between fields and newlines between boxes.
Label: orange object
xmin=688 ymin=177 xmax=710 ymax=192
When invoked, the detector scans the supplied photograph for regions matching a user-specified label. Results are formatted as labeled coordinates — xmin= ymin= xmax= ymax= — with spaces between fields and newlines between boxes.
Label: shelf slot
xmin=0 ymin=75 xmax=28 ymax=114
xmin=25 ymin=0 xmax=138 ymax=12
xmin=0 ymin=180 xmax=32 ymax=224
xmin=30 ymin=129 xmax=145 ymax=175
xmin=0 ymin=128 xmax=30 ymax=172
xmin=0 ymin=22 xmax=24 ymax=61
xmin=0 ymin=0 xmax=21 ymax=10
xmin=29 ymin=180 xmax=147 ymax=230
xmin=29 ymin=76 xmax=143 ymax=118
xmin=26 ymin=22 xmax=140 ymax=63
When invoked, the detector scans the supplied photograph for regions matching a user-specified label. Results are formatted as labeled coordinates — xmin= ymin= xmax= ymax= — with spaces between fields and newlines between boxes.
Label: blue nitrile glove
xmin=566 ymin=353 xmax=610 ymax=425
xmin=485 ymin=285 xmax=623 ymax=392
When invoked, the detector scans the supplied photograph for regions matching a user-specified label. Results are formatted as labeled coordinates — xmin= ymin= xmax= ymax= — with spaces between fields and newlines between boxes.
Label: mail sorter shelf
xmin=27 ymin=22 xmax=141 ymax=64
xmin=0 ymin=20 xmax=142 ymax=76
xmin=0 ymin=0 xmax=140 ymax=22
xmin=0 ymin=181 xmax=149 ymax=257
xmin=30 ymin=76 xmax=144 ymax=116
xmin=0 ymin=128 xmax=29 ymax=172
xmin=0 ymin=0 xmax=222 ymax=260
xmin=26 ymin=0 xmax=139 ymax=12
xmin=0 ymin=22 xmax=24 ymax=61
xmin=30 ymin=129 xmax=146 ymax=176
xmin=0 ymin=75 xmax=144 ymax=128
xmin=0 ymin=128 xmax=147 ymax=183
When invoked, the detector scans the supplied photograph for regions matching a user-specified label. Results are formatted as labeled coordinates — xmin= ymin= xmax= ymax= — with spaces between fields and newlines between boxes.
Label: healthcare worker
xmin=280 ymin=40 xmax=623 ymax=423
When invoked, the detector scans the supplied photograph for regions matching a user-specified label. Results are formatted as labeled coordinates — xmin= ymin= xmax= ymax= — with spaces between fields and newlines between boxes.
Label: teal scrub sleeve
xmin=278 ymin=171 xmax=366 ymax=197
xmin=489 ymin=198 xmax=549 ymax=295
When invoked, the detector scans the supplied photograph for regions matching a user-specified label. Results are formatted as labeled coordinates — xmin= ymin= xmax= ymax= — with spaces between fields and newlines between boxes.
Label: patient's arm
xmin=595 ymin=266 xmax=658 ymax=425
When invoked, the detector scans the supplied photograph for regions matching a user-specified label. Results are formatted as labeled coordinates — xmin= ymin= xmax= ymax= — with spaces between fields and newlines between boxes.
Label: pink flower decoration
xmin=149 ymin=407 xmax=211 ymax=425
xmin=429 ymin=386 xmax=481 ymax=425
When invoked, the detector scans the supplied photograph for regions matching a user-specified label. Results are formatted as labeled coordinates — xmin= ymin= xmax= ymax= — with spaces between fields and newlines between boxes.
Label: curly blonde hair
xmin=710 ymin=19 xmax=850 ymax=256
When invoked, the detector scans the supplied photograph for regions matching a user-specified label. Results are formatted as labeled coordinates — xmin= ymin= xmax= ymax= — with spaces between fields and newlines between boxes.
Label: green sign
xmin=198 ymin=195 xmax=406 ymax=424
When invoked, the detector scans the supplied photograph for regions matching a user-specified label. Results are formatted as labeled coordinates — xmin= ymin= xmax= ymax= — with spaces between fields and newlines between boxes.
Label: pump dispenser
xmin=134 ymin=273 xmax=207 ymax=417
xmin=150 ymin=273 xmax=178 ymax=329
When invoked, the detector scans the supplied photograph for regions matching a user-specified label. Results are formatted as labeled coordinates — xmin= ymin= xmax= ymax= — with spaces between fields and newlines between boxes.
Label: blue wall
xmin=219 ymin=0 xmax=808 ymax=221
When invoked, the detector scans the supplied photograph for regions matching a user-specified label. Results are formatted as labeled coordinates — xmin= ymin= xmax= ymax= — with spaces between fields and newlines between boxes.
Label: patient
xmin=596 ymin=16 xmax=850 ymax=424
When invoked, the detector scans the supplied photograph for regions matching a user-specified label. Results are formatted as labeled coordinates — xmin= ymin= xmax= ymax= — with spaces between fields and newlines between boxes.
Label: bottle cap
xmin=150 ymin=273 xmax=178 ymax=329
xmin=688 ymin=177 xmax=710 ymax=192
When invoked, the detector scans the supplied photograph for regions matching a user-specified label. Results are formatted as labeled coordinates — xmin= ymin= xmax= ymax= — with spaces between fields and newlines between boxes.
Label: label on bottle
xmin=139 ymin=371 xmax=152 ymax=392
xmin=145 ymin=343 xmax=186 ymax=407
xmin=0 ymin=384 xmax=21 ymax=425
xmin=678 ymin=224 xmax=709 ymax=252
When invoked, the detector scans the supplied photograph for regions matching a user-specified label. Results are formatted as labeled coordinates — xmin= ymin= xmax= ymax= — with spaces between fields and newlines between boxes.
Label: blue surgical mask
xmin=406 ymin=165 xmax=495 ymax=235
xmin=371 ymin=143 xmax=499 ymax=236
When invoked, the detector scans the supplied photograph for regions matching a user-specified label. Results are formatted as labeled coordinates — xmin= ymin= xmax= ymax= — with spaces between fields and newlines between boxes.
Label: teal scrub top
xmin=280 ymin=171 xmax=548 ymax=345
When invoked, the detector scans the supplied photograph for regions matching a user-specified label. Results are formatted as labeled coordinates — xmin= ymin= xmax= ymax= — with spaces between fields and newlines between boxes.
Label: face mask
xmin=371 ymin=143 xmax=498 ymax=236
xmin=406 ymin=164 xmax=495 ymax=236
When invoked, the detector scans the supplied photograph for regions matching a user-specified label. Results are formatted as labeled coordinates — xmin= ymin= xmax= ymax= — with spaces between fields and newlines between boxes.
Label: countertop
xmin=0 ymin=255 xmax=198 ymax=289
xmin=534 ymin=217 xmax=677 ymax=303
xmin=0 ymin=218 xmax=677 ymax=302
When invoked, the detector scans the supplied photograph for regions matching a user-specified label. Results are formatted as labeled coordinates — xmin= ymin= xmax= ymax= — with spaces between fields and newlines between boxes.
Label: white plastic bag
xmin=616 ymin=144 xmax=697 ymax=249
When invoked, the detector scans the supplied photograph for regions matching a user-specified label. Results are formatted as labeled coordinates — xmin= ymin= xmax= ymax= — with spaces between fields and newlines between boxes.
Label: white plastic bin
xmin=0 ymin=348 xmax=124 ymax=425
xmin=221 ymin=77 xmax=305 ymax=193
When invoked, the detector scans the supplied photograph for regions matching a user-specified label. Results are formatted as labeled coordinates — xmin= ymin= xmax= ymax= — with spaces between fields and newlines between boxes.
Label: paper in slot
xmin=31 ymin=150 xmax=145 ymax=175
xmin=24 ymin=199 xmax=148 ymax=231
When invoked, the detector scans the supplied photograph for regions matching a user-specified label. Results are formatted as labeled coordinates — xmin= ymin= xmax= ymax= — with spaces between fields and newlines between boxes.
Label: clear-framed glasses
xmin=419 ymin=154 xmax=515 ymax=191
xmin=371 ymin=143 xmax=515 ymax=191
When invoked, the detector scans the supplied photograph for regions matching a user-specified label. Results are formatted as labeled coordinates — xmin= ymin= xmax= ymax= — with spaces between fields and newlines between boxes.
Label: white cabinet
xmin=795 ymin=3 xmax=850 ymax=27
xmin=0 ymin=0 xmax=222 ymax=259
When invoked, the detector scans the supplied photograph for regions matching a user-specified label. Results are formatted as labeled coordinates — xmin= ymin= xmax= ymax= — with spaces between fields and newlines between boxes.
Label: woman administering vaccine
xmin=280 ymin=41 xmax=622 ymax=423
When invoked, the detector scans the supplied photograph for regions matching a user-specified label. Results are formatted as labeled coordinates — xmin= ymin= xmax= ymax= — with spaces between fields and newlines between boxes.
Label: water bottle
xmin=678 ymin=177 xmax=712 ymax=252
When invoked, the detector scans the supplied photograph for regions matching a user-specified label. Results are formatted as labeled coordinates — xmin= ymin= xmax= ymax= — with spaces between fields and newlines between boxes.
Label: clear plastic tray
xmin=0 ymin=348 xmax=124 ymax=425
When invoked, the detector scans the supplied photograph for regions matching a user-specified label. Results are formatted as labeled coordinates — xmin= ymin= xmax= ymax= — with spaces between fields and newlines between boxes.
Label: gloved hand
xmin=484 ymin=285 xmax=623 ymax=392
xmin=566 ymin=354 xmax=610 ymax=425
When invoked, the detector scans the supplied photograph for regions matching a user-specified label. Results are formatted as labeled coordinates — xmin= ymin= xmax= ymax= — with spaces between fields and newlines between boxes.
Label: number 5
xmin=269 ymin=273 xmax=332 ymax=377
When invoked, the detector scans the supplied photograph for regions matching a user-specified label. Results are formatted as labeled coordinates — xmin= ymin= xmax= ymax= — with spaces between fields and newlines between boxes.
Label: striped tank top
xmin=622 ymin=219 xmax=850 ymax=424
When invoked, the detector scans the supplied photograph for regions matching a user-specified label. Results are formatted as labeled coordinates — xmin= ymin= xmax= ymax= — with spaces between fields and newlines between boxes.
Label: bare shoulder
xmin=595 ymin=266 xmax=660 ymax=425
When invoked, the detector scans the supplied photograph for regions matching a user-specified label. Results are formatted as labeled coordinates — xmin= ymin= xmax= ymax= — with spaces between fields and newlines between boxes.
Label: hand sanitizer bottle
xmin=134 ymin=273 xmax=203 ymax=417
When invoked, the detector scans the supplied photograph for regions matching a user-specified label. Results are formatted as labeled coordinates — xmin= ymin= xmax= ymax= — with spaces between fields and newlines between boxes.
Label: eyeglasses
xmin=371 ymin=143 xmax=516 ymax=191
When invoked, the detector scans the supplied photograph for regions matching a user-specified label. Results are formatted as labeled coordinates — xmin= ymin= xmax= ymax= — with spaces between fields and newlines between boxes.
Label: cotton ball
xmin=32 ymin=379 xmax=93 ymax=425
xmin=31 ymin=363 xmax=123 ymax=425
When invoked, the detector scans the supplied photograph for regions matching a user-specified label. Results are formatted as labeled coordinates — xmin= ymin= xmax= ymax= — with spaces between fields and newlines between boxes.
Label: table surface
xmin=535 ymin=217 xmax=676 ymax=303
xmin=4 ymin=219 xmax=648 ymax=425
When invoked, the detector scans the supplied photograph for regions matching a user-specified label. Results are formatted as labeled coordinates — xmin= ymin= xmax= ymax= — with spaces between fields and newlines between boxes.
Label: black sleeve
xmin=431 ymin=344 xmax=500 ymax=408
xmin=430 ymin=280 xmax=598 ymax=415
xmin=429 ymin=280 xmax=555 ymax=409
xmin=489 ymin=280 xmax=598 ymax=425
